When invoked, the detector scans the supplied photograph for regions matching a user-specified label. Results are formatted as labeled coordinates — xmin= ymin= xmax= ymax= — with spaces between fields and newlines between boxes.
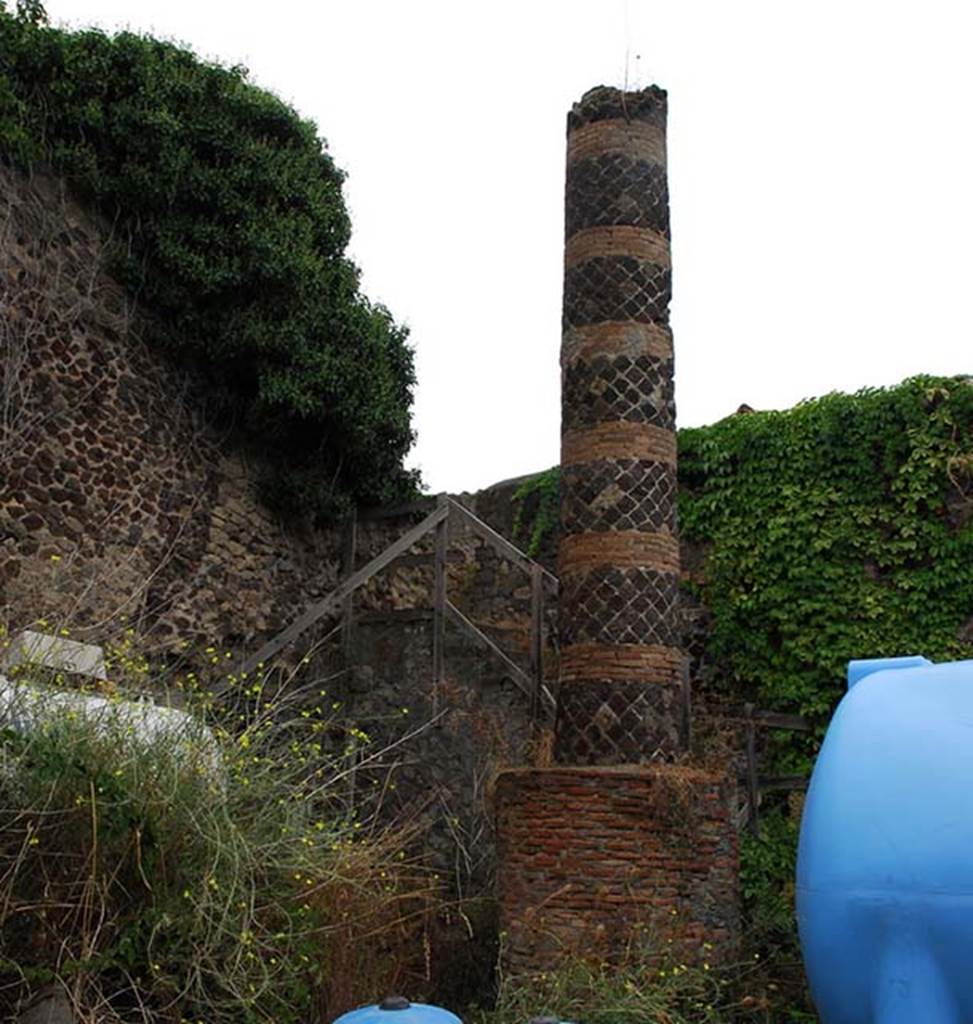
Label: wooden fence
xmin=731 ymin=702 xmax=814 ymax=834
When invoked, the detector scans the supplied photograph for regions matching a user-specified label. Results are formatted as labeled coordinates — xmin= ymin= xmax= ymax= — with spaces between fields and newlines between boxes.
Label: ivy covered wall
xmin=515 ymin=375 xmax=973 ymax=740
xmin=679 ymin=376 xmax=973 ymax=740
xmin=511 ymin=374 xmax=972 ymax=977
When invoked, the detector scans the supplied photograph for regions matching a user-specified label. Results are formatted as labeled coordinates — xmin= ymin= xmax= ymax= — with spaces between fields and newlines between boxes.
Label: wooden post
xmin=236 ymin=503 xmax=448 ymax=679
xmin=341 ymin=510 xmax=357 ymax=668
xmin=681 ymin=655 xmax=693 ymax=753
xmin=529 ymin=563 xmax=544 ymax=723
xmin=744 ymin=701 xmax=760 ymax=835
xmin=432 ymin=505 xmax=448 ymax=713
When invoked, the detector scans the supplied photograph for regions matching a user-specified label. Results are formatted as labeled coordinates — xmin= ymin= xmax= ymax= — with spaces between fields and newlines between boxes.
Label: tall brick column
xmin=556 ymin=85 xmax=685 ymax=765
xmin=494 ymin=86 xmax=739 ymax=978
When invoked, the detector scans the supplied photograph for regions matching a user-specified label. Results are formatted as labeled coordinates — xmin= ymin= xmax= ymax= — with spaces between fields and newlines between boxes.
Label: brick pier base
xmin=495 ymin=765 xmax=740 ymax=976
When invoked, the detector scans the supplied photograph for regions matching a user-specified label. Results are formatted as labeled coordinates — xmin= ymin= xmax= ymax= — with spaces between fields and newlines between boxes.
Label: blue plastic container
xmin=331 ymin=997 xmax=462 ymax=1024
xmin=797 ymin=656 xmax=973 ymax=1024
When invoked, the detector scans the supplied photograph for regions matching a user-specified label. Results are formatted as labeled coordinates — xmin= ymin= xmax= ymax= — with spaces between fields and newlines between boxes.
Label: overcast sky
xmin=46 ymin=0 xmax=973 ymax=494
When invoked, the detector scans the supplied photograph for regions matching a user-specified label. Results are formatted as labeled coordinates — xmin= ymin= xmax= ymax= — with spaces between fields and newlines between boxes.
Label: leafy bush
xmin=0 ymin=0 xmax=418 ymax=519
xmin=474 ymin=951 xmax=729 ymax=1024
xmin=0 ymin=628 xmax=438 ymax=1022
xmin=511 ymin=466 xmax=559 ymax=558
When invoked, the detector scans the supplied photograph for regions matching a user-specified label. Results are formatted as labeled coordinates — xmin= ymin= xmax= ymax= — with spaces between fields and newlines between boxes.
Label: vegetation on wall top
xmin=0 ymin=0 xmax=417 ymax=519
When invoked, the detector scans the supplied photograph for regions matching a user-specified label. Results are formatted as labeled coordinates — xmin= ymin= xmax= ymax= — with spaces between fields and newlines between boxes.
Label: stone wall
xmin=1 ymin=158 xmax=743 ymax=985
xmin=0 ymin=163 xmax=565 ymax=919
xmin=0 ymin=163 xmax=344 ymax=651
xmin=0 ymin=163 xmax=552 ymax=680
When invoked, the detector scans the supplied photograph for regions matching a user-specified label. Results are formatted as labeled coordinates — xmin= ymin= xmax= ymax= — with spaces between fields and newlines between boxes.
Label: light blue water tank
xmin=331 ymin=997 xmax=462 ymax=1024
xmin=797 ymin=656 xmax=973 ymax=1024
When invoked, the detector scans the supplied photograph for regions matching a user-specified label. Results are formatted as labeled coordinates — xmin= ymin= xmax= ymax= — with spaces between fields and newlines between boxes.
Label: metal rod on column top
xmin=745 ymin=702 xmax=760 ymax=835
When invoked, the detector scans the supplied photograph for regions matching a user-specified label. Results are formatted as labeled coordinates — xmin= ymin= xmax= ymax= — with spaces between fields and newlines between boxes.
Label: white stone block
xmin=2 ymin=630 xmax=107 ymax=680
xmin=0 ymin=675 xmax=221 ymax=778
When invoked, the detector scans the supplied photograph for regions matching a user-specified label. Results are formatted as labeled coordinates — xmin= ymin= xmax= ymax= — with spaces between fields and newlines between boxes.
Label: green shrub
xmin=473 ymin=951 xmax=731 ymax=1024
xmin=0 ymin=0 xmax=417 ymax=520
xmin=0 ymin=634 xmax=437 ymax=1022
xmin=511 ymin=466 xmax=559 ymax=558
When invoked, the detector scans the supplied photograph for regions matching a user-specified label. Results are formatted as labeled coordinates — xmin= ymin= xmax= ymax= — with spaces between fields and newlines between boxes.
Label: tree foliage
xmin=0 ymin=1 xmax=418 ymax=519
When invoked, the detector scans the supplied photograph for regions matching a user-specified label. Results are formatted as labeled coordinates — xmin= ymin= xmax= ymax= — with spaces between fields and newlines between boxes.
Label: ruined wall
xmin=0 ymin=163 xmax=344 ymax=650
xmin=0 ymin=164 xmax=547 ymax=672
xmin=1 ymin=159 xmax=742 ymax=980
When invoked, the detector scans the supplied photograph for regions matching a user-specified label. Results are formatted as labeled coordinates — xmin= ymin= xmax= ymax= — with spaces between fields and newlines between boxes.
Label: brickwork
xmin=556 ymin=85 xmax=684 ymax=764
xmin=496 ymin=87 xmax=740 ymax=980
xmin=495 ymin=765 xmax=740 ymax=975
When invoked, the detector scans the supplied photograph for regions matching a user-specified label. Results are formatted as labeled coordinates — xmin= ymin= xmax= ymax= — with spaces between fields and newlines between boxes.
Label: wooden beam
xmin=446 ymin=499 xmax=559 ymax=592
xmin=237 ymin=503 xmax=448 ymax=677
xmin=340 ymin=510 xmax=357 ymax=667
xmin=432 ymin=515 xmax=448 ymax=713
xmin=444 ymin=600 xmax=555 ymax=709
xmin=744 ymin=702 xmax=760 ymax=836
xmin=725 ymin=707 xmax=813 ymax=732
xmin=528 ymin=563 xmax=543 ymax=723
xmin=758 ymin=774 xmax=810 ymax=792
xmin=749 ymin=710 xmax=813 ymax=732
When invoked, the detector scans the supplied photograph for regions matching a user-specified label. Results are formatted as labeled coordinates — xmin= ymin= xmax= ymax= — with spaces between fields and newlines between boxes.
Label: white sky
xmin=45 ymin=0 xmax=973 ymax=494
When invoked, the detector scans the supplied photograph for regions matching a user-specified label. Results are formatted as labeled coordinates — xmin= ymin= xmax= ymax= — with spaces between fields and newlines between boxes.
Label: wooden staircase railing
xmin=236 ymin=497 xmax=557 ymax=717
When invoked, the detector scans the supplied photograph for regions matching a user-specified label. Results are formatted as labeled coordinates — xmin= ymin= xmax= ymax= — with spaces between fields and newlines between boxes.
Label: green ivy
xmin=514 ymin=376 xmax=971 ymax=988
xmin=679 ymin=375 xmax=973 ymax=754
xmin=0 ymin=1 xmax=418 ymax=520
xmin=511 ymin=466 xmax=559 ymax=557
xmin=518 ymin=376 xmax=972 ymax=743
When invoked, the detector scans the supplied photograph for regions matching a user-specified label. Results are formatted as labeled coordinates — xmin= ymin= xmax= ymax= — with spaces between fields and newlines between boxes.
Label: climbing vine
xmin=678 ymin=375 xmax=973 ymax=746
xmin=512 ymin=467 xmax=559 ymax=558
xmin=516 ymin=376 xmax=973 ymax=743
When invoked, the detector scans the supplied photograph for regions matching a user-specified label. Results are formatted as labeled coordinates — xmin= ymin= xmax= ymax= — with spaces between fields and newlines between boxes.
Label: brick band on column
xmin=556 ymin=85 xmax=685 ymax=765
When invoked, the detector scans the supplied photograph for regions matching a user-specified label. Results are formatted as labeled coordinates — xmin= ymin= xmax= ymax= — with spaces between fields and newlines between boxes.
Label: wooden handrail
xmin=236 ymin=502 xmax=449 ymax=677
xmin=233 ymin=497 xmax=558 ymax=726
xmin=446 ymin=498 xmax=559 ymax=592
xmin=726 ymin=707 xmax=812 ymax=732
xmin=444 ymin=600 xmax=556 ymax=710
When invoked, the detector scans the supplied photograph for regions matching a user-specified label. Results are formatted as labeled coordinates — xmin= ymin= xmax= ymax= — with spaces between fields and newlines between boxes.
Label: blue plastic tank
xmin=331 ymin=997 xmax=462 ymax=1024
xmin=797 ymin=656 xmax=973 ymax=1024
